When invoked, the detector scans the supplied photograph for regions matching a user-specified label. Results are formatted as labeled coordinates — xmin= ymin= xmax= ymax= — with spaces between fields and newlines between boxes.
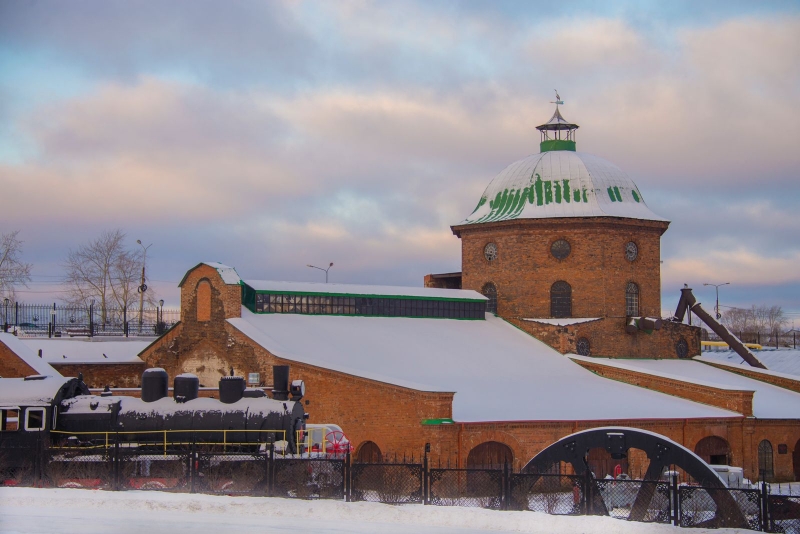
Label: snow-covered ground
xmin=699 ymin=348 xmax=800 ymax=377
xmin=0 ymin=487 xmax=754 ymax=534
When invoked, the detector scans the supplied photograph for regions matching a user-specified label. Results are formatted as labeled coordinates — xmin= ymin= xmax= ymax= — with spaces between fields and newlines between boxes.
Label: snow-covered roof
xmin=568 ymin=356 xmax=800 ymax=419
xmin=179 ymin=262 xmax=242 ymax=286
xmin=0 ymin=375 xmax=72 ymax=406
xmin=458 ymin=151 xmax=666 ymax=225
xmin=61 ymin=394 xmax=290 ymax=418
xmin=227 ymin=310 xmax=739 ymax=423
xmin=697 ymin=349 xmax=800 ymax=378
xmin=243 ymin=280 xmax=486 ymax=301
xmin=523 ymin=318 xmax=601 ymax=326
xmin=0 ymin=333 xmax=60 ymax=376
xmin=20 ymin=338 xmax=147 ymax=364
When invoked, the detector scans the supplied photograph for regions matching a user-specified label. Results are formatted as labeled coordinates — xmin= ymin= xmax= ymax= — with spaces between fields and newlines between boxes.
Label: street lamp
xmin=158 ymin=299 xmax=165 ymax=335
xmin=307 ymin=262 xmax=334 ymax=283
xmin=703 ymin=282 xmax=730 ymax=320
xmin=136 ymin=240 xmax=152 ymax=333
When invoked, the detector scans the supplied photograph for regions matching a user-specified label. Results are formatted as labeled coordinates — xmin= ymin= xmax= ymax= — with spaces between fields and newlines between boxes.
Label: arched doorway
xmin=793 ymin=438 xmax=800 ymax=481
xmin=758 ymin=440 xmax=774 ymax=482
xmin=467 ymin=441 xmax=513 ymax=470
xmin=695 ymin=436 xmax=731 ymax=465
xmin=356 ymin=441 xmax=382 ymax=463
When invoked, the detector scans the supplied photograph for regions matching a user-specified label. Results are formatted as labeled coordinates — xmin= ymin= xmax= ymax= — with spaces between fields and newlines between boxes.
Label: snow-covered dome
xmin=460 ymin=99 xmax=666 ymax=226
xmin=460 ymin=150 xmax=666 ymax=225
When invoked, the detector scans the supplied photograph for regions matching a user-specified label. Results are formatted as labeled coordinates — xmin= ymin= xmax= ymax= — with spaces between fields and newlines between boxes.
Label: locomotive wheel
xmin=325 ymin=430 xmax=350 ymax=455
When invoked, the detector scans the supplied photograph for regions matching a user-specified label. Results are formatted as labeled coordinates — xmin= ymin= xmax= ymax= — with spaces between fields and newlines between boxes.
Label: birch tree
xmin=0 ymin=230 xmax=33 ymax=301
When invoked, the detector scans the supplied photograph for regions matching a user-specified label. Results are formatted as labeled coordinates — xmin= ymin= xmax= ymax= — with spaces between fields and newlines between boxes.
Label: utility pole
xmin=136 ymin=240 xmax=152 ymax=333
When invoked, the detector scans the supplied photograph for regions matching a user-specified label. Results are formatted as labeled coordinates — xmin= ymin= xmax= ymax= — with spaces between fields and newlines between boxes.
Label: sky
xmin=1 ymin=0 xmax=799 ymax=319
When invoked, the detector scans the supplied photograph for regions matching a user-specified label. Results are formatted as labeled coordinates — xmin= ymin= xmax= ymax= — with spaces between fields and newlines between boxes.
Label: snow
xmin=20 ymin=337 xmax=147 ymax=364
xmin=203 ymin=262 xmax=242 ymax=285
xmin=0 ymin=487 xmax=749 ymax=534
xmin=0 ymin=333 xmax=60 ymax=376
xmin=568 ymin=356 xmax=800 ymax=419
xmin=60 ymin=394 xmax=292 ymax=417
xmin=697 ymin=348 xmax=800 ymax=378
xmin=0 ymin=375 xmax=71 ymax=406
xmin=460 ymin=151 xmax=667 ymax=225
xmin=523 ymin=318 xmax=600 ymax=326
xmin=243 ymin=280 xmax=486 ymax=301
xmin=228 ymin=310 xmax=739 ymax=422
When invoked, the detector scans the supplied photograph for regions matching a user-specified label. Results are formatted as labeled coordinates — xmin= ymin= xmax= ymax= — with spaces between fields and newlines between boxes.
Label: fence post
xmin=191 ymin=439 xmax=197 ymax=494
xmin=671 ymin=472 xmax=679 ymax=526
xmin=268 ymin=442 xmax=274 ymax=497
xmin=89 ymin=302 xmax=94 ymax=338
xmin=114 ymin=431 xmax=120 ymax=491
xmin=345 ymin=450 xmax=351 ymax=502
xmin=423 ymin=448 xmax=429 ymax=505
xmin=502 ymin=461 xmax=510 ymax=511
xmin=761 ymin=480 xmax=770 ymax=532
xmin=124 ymin=307 xmax=128 ymax=338
xmin=583 ymin=470 xmax=592 ymax=515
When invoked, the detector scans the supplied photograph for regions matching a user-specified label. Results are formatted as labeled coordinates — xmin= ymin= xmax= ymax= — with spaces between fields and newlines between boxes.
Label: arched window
xmin=695 ymin=436 xmax=730 ymax=465
xmin=356 ymin=441 xmax=382 ymax=463
xmin=467 ymin=441 xmax=513 ymax=470
xmin=625 ymin=282 xmax=639 ymax=317
xmin=550 ymin=281 xmax=572 ymax=318
xmin=196 ymin=280 xmax=211 ymax=322
xmin=481 ymin=282 xmax=498 ymax=314
xmin=758 ymin=440 xmax=774 ymax=481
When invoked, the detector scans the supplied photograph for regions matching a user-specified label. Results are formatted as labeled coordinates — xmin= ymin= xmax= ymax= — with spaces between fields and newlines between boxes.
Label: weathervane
xmin=551 ymin=90 xmax=564 ymax=106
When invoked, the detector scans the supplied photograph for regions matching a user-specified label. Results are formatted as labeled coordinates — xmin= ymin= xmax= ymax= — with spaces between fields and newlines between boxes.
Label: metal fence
xmin=703 ymin=330 xmax=800 ymax=349
xmin=2 ymin=439 xmax=799 ymax=533
xmin=1 ymin=302 xmax=179 ymax=338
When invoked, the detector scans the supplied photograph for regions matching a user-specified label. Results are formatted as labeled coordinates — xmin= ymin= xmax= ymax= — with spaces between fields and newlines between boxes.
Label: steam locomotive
xmin=0 ymin=365 xmax=307 ymax=453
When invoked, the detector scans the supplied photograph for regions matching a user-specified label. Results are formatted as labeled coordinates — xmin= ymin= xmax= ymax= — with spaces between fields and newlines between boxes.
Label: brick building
xmin=428 ymin=104 xmax=699 ymax=360
xmin=7 ymin=105 xmax=799 ymax=482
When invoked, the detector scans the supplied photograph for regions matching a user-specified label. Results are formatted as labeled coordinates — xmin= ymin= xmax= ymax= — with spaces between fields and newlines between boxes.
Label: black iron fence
xmin=1 ymin=302 xmax=179 ymax=338
xmin=703 ymin=330 xmax=800 ymax=349
xmin=2 ymin=439 xmax=799 ymax=533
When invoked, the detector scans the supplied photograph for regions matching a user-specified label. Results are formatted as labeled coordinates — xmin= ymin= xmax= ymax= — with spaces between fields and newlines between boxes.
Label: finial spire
xmin=536 ymin=92 xmax=578 ymax=152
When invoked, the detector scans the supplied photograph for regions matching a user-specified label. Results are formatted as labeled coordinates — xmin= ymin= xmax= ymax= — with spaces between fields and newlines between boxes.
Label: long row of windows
xmin=254 ymin=293 xmax=485 ymax=319
xmin=480 ymin=281 xmax=642 ymax=318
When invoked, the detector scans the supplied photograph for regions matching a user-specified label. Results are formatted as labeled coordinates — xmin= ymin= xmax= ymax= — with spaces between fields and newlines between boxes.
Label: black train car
xmin=0 ymin=365 xmax=307 ymax=454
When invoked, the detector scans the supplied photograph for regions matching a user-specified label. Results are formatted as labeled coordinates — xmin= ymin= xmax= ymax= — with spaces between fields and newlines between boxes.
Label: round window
xmin=676 ymin=338 xmax=689 ymax=359
xmin=484 ymin=242 xmax=498 ymax=262
xmin=551 ymin=239 xmax=571 ymax=260
xmin=625 ymin=241 xmax=638 ymax=262
xmin=576 ymin=337 xmax=591 ymax=356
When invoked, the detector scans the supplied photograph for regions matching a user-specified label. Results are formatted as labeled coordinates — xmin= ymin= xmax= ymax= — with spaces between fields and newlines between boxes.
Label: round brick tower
xmin=450 ymin=100 xmax=689 ymax=358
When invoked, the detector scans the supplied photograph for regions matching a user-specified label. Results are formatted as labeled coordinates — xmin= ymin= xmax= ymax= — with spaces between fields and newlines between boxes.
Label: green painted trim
xmin=540 ymin=139 xmax=576 ymax=152
xmin=421 ymin=418 xmax=455 ymax=425
xmin=246 ymin=288 xmax=485 ymax=303
xmin=252 ymin=311 xmax=484 ymax=320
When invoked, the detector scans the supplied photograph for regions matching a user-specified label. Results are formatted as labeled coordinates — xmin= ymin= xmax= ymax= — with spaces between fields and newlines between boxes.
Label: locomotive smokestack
xmin=272 ymin=365 xmax=290 ymax=401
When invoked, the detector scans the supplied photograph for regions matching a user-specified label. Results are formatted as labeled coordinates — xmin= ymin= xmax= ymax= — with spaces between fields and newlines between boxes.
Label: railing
xmin=702 ymin=330 xmax=799 ymax=350
xmin=1 ymin=302 xmax=180 ymax=338
xmin=1 ymin=438 xmax=799 ymax=532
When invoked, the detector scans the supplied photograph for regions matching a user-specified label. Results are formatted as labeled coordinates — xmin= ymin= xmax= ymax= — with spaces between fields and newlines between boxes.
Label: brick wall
xmin=511 ymin=317 xmax=702 ymax=359
xmin=454 ymin=217 xmax=669 ymax=320
xmin=0 ymin=342 xmax=39 ymax=377
xmin=51 ymin=362 xmax=145 ymax=388
xmin=569 ymin=357 xmax=754 ymax=416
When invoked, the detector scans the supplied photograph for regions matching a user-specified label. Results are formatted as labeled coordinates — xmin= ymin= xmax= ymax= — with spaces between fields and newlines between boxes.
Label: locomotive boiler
xmin=0 ymin=365 xmax=307 ymax=454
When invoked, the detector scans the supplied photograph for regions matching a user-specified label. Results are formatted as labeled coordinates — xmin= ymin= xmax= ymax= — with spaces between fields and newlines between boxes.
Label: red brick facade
xmin=133 ymin=263 xmax=800 ymax=481
xmin=0 ymin=342 xmax=40 ymax=378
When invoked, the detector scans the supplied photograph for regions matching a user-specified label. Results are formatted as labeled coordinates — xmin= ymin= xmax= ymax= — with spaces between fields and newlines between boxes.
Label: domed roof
xmin=459 ymin=150 xmax=666 ymax=225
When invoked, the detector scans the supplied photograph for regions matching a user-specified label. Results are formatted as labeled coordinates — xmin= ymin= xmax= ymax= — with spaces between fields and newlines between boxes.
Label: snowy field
xmin=0 ymin=487 xmax=754 ymax=534
xmin=699 ymin=348 xmax=800 ymax=377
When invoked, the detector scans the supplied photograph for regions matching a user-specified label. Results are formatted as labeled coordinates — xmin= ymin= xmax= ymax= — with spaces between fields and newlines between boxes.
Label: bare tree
xmin=721 ymin=305 xmax=787 ymax=341
xmin=62 ymin=230 xmax=151 ymax=325
xmin=0 ymin=230 xmax=33 ymax=301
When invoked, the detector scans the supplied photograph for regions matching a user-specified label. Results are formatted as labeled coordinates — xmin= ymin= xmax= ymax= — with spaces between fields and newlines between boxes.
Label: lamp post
xmin=3 ymin=298 xmax=9 ymax=332
xmin=307 ymin=262 xmax=334 ymax=283
xmin=158 ymin=299 xmax=165 ymax=335
xmin=703 ymin=282 xmax=730 ymax=320
xmin=136 ymin=240 xmax=152 ymax=333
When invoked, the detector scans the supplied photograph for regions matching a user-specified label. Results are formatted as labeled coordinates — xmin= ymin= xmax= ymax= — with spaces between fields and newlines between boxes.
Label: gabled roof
xmin=227 ymin=310 xmax=739 ymax=423
xmin=0 ymin=333 xmax=60 ymax=376
xmin=178 ymin=262 xmax=242 ymax=287
xmin=21 ymin=338 xmax=146 ymax=365
xmin=0 ymin=375 xmax=72 ymax=406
